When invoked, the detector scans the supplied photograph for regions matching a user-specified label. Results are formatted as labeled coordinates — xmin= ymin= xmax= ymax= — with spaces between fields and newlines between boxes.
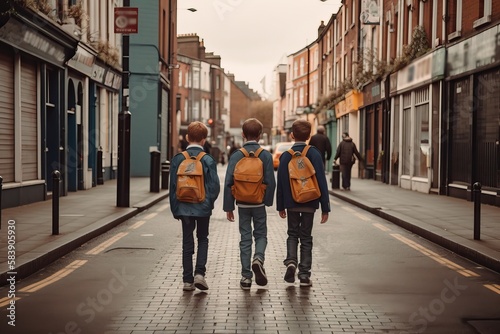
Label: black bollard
xmin=161 ymin=160 xmax=170 ymax=190
xmin=473 ymin=182 xmax=481 ymax=240
xmin=52 ymin=170 xmax=61 ymax=235
xmin=97 ymin=148 xmax=104 ymax=185
xmin=0 ymin=176 xmax=2 ymax=229
xmin=150 ymin=150 xmax=160 ymax=193
xmin=331 ymin=163 xmax=340 ymax=189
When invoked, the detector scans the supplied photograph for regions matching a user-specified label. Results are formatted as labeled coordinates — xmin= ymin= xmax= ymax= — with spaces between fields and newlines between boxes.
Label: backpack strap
xmin=288 ymin=145 xmax=310 ymax=157
xmin=182 ymin=151 xmax=206 ymax=160
xmin=240 ymin=147 xmax=264 ymax=157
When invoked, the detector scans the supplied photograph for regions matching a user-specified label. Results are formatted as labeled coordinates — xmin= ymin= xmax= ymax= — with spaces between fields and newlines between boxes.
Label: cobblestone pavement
xmin=104 ymin=201 xmax=411 ymax=334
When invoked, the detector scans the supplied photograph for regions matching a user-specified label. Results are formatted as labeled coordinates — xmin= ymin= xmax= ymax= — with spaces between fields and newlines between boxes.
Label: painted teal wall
xmin=129 ymin=1 xmax=160 ymax=176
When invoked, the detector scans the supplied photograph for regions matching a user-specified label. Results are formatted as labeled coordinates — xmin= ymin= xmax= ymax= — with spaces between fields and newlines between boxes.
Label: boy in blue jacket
xmin=169 ymin=121 xmax=220 ymax=291
xmin=223 ymin=118 xmax=276 ymax=290
xmin=276 ymin=119 xmax=330 ymax=287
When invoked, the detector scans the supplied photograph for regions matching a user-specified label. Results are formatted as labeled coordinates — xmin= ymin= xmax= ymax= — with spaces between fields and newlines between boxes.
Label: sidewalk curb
xmin=0 ymin=193 xmax=169 ymax=285
xmin=330 ymin=190 xmax=500 ymax=274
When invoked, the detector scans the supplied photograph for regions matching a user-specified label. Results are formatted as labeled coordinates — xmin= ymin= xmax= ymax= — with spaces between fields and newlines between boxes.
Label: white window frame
xmin=473 ymin=0 xmax=492 ymax=29
xmin=448 ymin=0 xmax=462 ymax=41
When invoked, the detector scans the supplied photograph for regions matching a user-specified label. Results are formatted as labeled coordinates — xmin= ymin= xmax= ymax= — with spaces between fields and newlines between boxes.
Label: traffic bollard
xmin=150 ymin=150 xmax=160 ymax=193
xmin=97 ymin=148 xmax=104 ymax=185
xmin=473 ymin=182 xmax=481 ymax=240
xmin=52 ymin=170 xmax=61 ymax=235
xmin=331 ymin=163 xmax=340 ymax=189
xmin=161 ymin=160 xmax=170 ymax=190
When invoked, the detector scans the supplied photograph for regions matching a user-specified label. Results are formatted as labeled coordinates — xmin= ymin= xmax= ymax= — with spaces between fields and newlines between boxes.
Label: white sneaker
xmin=183 ymin=282 xmax=195 ymax=291
xmin=194 ymin=274 xmax=209 ymax=290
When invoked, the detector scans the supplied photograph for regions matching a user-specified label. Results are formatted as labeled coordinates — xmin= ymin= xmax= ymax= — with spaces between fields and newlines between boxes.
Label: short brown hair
xmin=291 ymin=119 xmax=311 ymax=141
xmin=186 ymin=121 xmax=208 ymax=143
xmin=242 ymin=118 xmax=263 ymax=141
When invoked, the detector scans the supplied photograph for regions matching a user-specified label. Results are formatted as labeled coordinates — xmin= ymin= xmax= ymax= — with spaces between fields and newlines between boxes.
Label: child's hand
xmin=279 ymin=210 xmax=287 ymax=219
xmin=226 ymin=211 xmax=235 ymax=222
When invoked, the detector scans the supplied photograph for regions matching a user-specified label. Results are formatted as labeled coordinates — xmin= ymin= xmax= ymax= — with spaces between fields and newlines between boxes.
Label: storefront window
xmin=414 ymin=88 xmax=429 ymax=178
xmin=402 ymin=93 xmax=411 ymax=176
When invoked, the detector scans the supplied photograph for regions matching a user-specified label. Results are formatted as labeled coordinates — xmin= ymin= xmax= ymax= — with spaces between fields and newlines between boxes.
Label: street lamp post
xmin=117 ymin=0 xmax=132 ymax=207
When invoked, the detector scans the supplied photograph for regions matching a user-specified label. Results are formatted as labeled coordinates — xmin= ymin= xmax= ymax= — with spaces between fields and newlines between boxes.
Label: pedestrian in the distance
xmin=276 ymin=119 xmax=330 ymax=287
xmin=169 ymin=121 xmax=220 ymax=291
xmin=223 ymin=118 xmax=276 ymax=290
xmin=334 ymin=132 xmax=363 ymax=191
xmin=308 ymin=125 xmax=332 ymax=169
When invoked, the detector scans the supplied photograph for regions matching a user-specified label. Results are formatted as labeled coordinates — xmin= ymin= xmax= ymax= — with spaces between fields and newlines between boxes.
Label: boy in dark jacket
xmin=334 ymin=132 xmax=363 ymax=190
xmin=223 ymin=118 xmax=276 ymax=290
xmin=169 ymin=121 xmax=220 ymax=291
xmin=276 ymin=119 xmax=330 ymax=287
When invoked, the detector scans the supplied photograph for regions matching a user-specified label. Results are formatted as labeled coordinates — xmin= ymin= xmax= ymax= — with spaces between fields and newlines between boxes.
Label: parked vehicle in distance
xmin=272 ymin=142 xmax=293 ymax=170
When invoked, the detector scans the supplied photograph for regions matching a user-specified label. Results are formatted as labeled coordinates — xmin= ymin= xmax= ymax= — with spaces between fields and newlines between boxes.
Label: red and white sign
xmin=114 ymin=7 xmax=138 ymax=34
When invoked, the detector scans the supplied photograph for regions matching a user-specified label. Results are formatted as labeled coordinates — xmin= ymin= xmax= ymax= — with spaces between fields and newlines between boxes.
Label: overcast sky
xmin=177 ymin=0 xmax=342 ymax=97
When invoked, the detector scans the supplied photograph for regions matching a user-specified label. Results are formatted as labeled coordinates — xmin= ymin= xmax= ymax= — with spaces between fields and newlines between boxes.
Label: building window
xmin=473 ymin=0 xmax=492 ymax=28
xmin=294 ymin=61 xmax=298 ymax=78
xmin=448 ymin=0 xmax=462 ymax=41
xmin=300 ymin=58 xmax=305 ymax=76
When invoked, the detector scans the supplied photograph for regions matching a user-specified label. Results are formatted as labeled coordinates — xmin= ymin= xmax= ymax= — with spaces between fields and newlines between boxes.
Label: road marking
xmin=373 ymin=223 xmax=391 ymax=232
xmin=86 ymin=232 xmax=128 ymax=255
xmin=0 ymin=297 xmax=20 ymax=308
xmin=19 ymin=260 xmax=87 ymax=293
xmin=484 ymin=284 xmax=500 ymax=294
xmin=391 ymin=234 xmax=479 ymax=278
xmin=130 ymin=220 xmax=146 ymax=229
xmin=143 ymin=212 xmax=158 ymax=220
xmin=354 ymin=212 xmax=371 ymax=221
xmin=342 ymin=206 xmax=356 ymax=213
xmin=156 ymin=204 xmax=169 ymax=212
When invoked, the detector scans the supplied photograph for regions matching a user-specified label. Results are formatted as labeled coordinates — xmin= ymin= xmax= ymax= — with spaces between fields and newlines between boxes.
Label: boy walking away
xmin=169 ymin=121 xmax=220 ymax=291
xmin=334 ymin=132 xmax=363 ymax=190
xmin=276 ymin=119 xmax=330 ymax=287
xmin=223 ymin=118 xmax=276 ymax=290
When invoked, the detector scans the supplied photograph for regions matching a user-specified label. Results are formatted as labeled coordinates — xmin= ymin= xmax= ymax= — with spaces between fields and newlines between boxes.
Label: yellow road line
xmin=143 ymin=212 xmax=158 ymax=220
xmin=373 ymin=223 xmax=391 ymax=232
xmin=19 ymin=260 xmax=87 ymax=293
xmin=391 ymin=233 xmax=479 ymax=278
xmin=0 ymin=297 xmax=20 ymax=308
xmin=342 ymin=206 xmax=356 ymax=213
xmin=86 ymin=232 xmax=128 ymax=255
xmin=130 ymin=220 xmax=146 ymax=229
xmin=484 ymin=284 xmax=500 ymax=294
xmin=354 ymin=212 xmax=371 ymax=221
xmin=156 ymin=204 xmax=169 ymax=212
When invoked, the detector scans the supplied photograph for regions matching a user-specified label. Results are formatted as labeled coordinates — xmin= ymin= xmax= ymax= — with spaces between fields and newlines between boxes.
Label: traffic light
xmin=208 ymin=118 xmax=214 ymax=127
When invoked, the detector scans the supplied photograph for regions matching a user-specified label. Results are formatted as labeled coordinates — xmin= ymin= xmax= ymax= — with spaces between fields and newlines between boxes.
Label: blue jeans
xmin=181 ymin=216 xmax=209 ymax=283
xmin=238 ymin=206 xmax=267 ymax=278
xmin=284 ymin=211 xmax=314 ymax=279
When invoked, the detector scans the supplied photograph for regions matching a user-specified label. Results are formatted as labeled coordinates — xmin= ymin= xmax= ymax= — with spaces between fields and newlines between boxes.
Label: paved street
xmin=0 ymin=165 xmax=499 ymax=333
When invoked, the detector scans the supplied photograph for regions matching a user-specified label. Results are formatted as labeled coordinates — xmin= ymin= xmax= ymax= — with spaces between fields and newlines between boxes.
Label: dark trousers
xmin=181 ymin=216 xmax=209 ymax=283
xmin=340 ymin=163 xmax=354 ymax=189
xmin=284 ymin=211 xmax=314 ymax=279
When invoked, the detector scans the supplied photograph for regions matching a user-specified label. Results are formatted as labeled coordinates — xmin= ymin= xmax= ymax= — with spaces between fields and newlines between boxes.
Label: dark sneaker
xmin=251 ymin=259 xmax=268 ymax=286
xmin=284 ymin=264 xmax=296 ymax=283
xmin=240 ymin=277 xmax=252 ymax=290
xmin=194 ymin=274 xmax=209 ymax=290
xmin=300 ymin=277 xmax=312 ymax=287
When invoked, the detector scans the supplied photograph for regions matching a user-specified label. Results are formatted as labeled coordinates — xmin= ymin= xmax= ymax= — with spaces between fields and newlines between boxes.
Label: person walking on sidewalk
xmin=169 ymin=121 xmax=220 ymax=291
xmin=308 ymin=125 xmax=332 ymax=169
xmin=277 ymin=119 xmax=330 ymax=287
xmin=223 ymin=118 xmax=276 ymax=290
xmin=334 ymin=132 xmax=363 ymax=191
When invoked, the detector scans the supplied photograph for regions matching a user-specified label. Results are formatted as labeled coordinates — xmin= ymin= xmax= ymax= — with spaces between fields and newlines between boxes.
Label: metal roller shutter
xmin=21 ymin=58 xmax=38 ymax=181
xmin=0 ymin=51 xmax=14 ymax=182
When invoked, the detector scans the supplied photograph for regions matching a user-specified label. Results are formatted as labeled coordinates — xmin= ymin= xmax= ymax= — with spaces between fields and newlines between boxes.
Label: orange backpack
xmin=176 ymin=151 xmax=206 ymax=203
xmin=287 ymin=145 xmax=321 ymax=203
xmin=231 ymin=147 xmax=266 ymax=204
